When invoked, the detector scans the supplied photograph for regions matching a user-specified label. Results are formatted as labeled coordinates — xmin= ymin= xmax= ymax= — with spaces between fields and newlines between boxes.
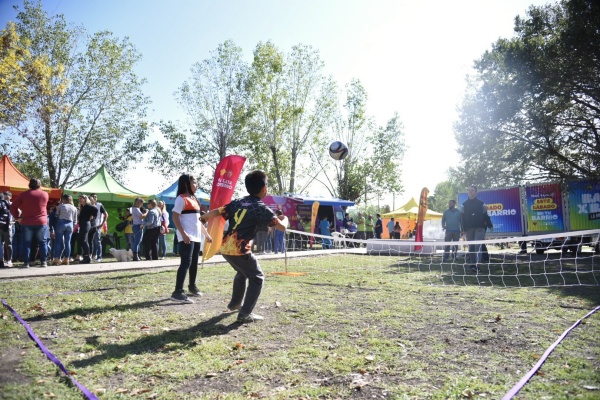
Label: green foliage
xmin=322 ymin=80 xmax=405 ymax=204
xmin=0 ymin=22 xmax=50 ymax=127
xmin=151 ymin=40 xmax=249 ymax=189
xmin=427 ymin=175 xmax=463 ymax=212
xmin=454 ymin=0 xmax=600 ymax=187
xmin=2 ymin=0 xmax=150 ymax=188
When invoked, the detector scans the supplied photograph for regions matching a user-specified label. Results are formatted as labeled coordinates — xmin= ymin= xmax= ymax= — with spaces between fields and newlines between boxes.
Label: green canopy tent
xmin=64 ymin=166 xmax=153 ymax=253
xmin=64 ymin=165 xmax=150 ymax=203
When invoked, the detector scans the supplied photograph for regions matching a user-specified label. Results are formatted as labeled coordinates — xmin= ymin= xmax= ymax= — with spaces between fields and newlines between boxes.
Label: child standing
xmin=170 ymin=174 xmax=212 ymax=304
xmin=202 ymin=170 xmax=286 ymax=323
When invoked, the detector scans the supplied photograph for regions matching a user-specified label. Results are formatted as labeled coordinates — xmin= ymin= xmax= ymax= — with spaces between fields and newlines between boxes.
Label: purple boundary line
xmin=1 ymin=298 xmax=99 ymax=400
xmin=502 ymin=304 xmax=600 ymax=400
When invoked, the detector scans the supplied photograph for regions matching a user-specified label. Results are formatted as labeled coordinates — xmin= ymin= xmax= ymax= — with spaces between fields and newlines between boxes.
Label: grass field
xmin=0 ymin=254 xmax=599 ymax=399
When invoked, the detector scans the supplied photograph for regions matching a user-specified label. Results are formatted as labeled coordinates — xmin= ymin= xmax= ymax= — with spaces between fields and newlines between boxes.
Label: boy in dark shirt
xmin=202 ymin=170 xmax=287 ymax=323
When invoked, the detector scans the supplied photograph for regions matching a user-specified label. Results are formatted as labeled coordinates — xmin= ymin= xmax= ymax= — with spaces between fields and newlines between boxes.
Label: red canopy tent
xmin=0 ymin=155 xmax=62 ymax=202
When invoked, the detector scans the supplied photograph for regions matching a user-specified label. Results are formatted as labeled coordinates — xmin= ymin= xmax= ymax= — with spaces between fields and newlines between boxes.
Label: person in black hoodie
xmin=461 ymin=186 xmax=488 ymax=269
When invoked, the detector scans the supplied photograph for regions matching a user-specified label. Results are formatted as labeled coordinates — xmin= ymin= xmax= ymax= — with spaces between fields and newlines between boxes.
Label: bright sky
xmin=0 ymin=0 xmax=551 ymax=207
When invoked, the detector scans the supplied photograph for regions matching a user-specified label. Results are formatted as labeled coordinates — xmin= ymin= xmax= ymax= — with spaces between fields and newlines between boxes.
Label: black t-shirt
xmin=220 ymin=195 xmax=278 ymax=255
xmin=78 ymin=204 xmax=98 ymax=225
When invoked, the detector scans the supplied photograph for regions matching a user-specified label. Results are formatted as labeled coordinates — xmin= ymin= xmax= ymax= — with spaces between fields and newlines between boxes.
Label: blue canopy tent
xmin=156 ymin=180 xmax=210 ymax=205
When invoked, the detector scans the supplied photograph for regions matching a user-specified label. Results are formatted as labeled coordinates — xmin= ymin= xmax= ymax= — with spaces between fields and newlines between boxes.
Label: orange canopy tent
xmin=0 ymin=155 xmax=62 ymax=202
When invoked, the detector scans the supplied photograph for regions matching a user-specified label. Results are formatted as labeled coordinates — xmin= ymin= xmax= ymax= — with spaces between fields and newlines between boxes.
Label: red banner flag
xmin=202 ymin=155 xmax=247 ymax=261
xmin=414 ymin=187 xmax=429 ymax=251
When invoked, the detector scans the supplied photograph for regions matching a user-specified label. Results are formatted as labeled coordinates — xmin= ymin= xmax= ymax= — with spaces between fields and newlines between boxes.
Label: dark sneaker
xmin=40 ymin=261 xmax=48 ymax=268
xmin=23 ymin=263 xmax=30 ymax=268
xmin=170 ymin=291 xmax=194 ymax=304
xmin=188 ymin=286 xmax=203 ymax=297
xmin=226 ymin=303 xmax=241 ymax=312
xmin=237 ymin=312 xmax=264 ymax=323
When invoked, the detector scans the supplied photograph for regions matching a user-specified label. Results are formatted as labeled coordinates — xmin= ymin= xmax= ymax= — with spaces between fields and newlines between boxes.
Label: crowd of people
xmin=0 ymin=178 xmax=175 ymax=268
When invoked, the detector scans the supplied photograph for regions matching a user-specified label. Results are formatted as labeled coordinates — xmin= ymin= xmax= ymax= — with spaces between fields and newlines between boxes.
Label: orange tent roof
xmin=0 ymin=154 xmax=30 ymax=189
xmin=0 ymin=155 xmax=62 ymax=201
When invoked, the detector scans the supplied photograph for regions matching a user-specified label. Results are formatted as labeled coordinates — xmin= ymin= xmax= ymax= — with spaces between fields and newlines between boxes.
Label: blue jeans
xmin=22 ymin=225 xmax=48 ymax=264
xmin=274 ymin=230 xmax=285 ymax=253
xmin=54 ymin=219 xmax=74 ymax=259
xmin=265 ymin=233 xmax=273 ymax=253
xmin=132 ymin=225 xmax=143 ymax=254
xmin=159 ymin=233 xmax=167 ymax=258
xmin=92 ymin=227 xmax=102 ymax=258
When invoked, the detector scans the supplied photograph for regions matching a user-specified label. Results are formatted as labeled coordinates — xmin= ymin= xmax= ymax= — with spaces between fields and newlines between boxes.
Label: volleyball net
xmin=275 ymin=229 xmax=600 ymax=288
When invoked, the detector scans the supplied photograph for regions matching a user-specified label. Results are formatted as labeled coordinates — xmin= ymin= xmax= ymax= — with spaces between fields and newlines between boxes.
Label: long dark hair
xmin=176 ymin=174 xmax=196 ymax=198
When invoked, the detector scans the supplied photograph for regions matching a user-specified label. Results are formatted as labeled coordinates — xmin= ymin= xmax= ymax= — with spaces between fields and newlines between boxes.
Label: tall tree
xmin=245 ymin=41 xmax=290 ymax=194
xmin=1 ymin=0 xmax=150 ymax=188
xmin=284 ymin=44 xmax=337 ymax=194
xmin=246 ymin=42 xmax=338 ymax=195
xmin=313 ymin=80 xmax=405 ymax=204
xmin=454 ymin=0 xmax=600 ymax=187
xmin=152 ymin=40 xmax=249 ymax=188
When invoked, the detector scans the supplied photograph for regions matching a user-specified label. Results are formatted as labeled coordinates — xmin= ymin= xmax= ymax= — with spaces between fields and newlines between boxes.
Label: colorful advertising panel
xmin=458 ymin=187 xmax=523 ymax=235
xmin=525 ymin=183 xmax=565 ymax=232
xmin=567 ymin=180 xmax=600 ymax=230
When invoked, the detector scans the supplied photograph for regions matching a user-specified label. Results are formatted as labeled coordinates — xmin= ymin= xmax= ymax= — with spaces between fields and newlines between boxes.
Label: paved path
xmin=0 ymin=248 xmax=367 ymax=280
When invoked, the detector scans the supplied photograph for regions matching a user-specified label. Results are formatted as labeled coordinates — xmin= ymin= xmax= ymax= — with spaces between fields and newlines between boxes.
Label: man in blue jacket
xmin=442 ymin=199 xmax=462 ymax=261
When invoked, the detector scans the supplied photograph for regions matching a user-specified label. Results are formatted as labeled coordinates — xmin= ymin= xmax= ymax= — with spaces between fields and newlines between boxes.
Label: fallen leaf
xmin=115 ymin=388 xmax=128 ymax=393
xmin=37 ymin=379 xmax=48 ymax=384
xmin=235 ymin=342 xmax=244 ymax=349
xmin=94 ymin=388 xmax=106 ymax=395
xmin=69 ymin=370 xmax=77 ymax=375
xmin=42 ymin=393 xmax=56 ymax=398
xmin=359 ymin=369 xmax=367 ymax=374
xmin=140 ymin=325 xmax=150 ymax=330
xmin=146 ymin=394 xmax=158 ymax=399
xmin=205 ymin=372 xmax=218 ymax=378
xmin=495 ymin=314 xmax=502 ymax=322
xmin=583 ymin=385 xmax=600 ymax=390
xmin=365 ymin=355 xmax=375 ymax=362
xmin=275 ymin=301 xmax=281 ymax=307
xmin=235 ymin=360 xmax=245 ymax=365
xmin=114 ymin=365 xmax=123 ymax=371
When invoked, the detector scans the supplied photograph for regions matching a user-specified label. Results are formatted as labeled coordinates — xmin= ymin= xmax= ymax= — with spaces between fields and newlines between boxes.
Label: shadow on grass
xmin=25 ymin=299 xmax=170 ymax=322
xmin=70 ymin=312 xmax=240 ymax=368
xmin=102 ymin=272 xmax=165 ymax=280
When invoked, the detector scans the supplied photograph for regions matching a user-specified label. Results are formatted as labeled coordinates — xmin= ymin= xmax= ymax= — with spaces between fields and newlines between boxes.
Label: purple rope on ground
xmin=502 ymin=305 xmax=600 ymax=400
xmin=1 ymin=299 xmax=99 ymax=400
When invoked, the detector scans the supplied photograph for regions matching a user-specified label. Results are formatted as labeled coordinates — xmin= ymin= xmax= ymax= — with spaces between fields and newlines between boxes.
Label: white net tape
xmin=266 ymin=229 xmax=600 ymax=288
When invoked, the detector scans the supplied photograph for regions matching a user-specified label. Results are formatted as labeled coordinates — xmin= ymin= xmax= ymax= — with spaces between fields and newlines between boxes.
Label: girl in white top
xmin=169 ymin=174 xmax=212 ymax=304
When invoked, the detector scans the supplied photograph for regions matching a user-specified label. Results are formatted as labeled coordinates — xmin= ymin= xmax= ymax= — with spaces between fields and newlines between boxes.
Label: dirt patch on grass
xmin=0 ymin=346 xmax=30 ymax=389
